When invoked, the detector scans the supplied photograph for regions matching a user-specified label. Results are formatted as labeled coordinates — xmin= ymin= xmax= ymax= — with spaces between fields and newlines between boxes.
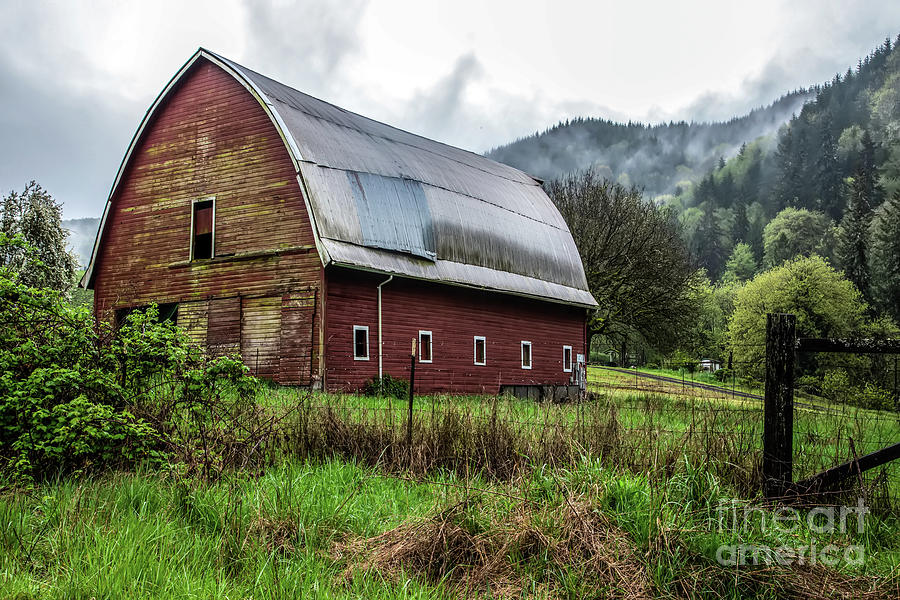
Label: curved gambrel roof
xmin=84 ymin=49 xmax=597 ymax=308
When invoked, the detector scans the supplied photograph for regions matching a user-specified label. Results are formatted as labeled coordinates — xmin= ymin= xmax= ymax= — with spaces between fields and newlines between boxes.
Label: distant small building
xmin=82 ymin=48 xmax=597 ymax=395
xmin=699 ymin=358 xmax=721 ymax=372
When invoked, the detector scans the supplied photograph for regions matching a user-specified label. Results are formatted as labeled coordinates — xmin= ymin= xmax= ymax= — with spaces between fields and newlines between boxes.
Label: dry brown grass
xmin=247 ymin=515 xmax=300 ymax=554
xmin=339 ymin=494 xmax=899 ymax=600
xmin=283 ymin=393 xmax=768 ymax=497
xmin=741 ymin=565 xmax=898 ymax=600
xmin=340 ymin=497 xmax=653 ymax=599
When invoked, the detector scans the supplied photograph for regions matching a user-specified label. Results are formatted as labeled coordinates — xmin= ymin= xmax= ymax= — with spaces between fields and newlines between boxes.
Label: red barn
xmin=82 ymin=49 xmax=597 ymax=396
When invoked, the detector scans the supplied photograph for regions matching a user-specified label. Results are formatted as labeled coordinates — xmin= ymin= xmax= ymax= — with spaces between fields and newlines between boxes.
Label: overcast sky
xmin=1 ymin=0 xmax=898 ymax=218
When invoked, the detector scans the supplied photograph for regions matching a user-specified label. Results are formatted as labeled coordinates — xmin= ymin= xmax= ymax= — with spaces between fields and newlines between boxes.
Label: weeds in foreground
xmin=2 ymin=458 xmax=898 ymax=599
xmin=269 ymin=389 xmax=898 ymax=513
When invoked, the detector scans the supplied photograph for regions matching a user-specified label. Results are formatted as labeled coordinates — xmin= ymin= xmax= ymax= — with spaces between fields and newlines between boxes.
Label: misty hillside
xmin=680 ymin=36 xmax=900 ymax=288
xmin=486 ymin=90 xmax=813 ymax=198
xmin=63 ymin=217 xmax=100 ymax=267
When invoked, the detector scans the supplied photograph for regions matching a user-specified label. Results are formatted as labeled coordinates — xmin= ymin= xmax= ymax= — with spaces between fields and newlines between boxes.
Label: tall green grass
xmin=4 ymin=372 xmax=899 ymax=598
xmin=254 ymin=383 xmax=900 ymax=508
xmin=1 ymin=460 xmax=448 ymax=599
xmin=2 ymin=457 xmax=897 ymax=599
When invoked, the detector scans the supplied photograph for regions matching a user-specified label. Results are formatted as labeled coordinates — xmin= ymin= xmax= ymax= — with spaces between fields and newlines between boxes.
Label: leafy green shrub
xmin=0 ymin=273 xmax=146 ymax=479
xmin=712 ymin=368 xmax=731 ymax=383
xmin=821 ymin=369 xmax=852 ymax=404
xmin=10 ymin=395 xmax=161 ymax=479
xmin=858 ymin=383 xmax=893 ymax=411
xmin=667 ymin=350 xmax=698 ymax=373
xmin=362 ymin=374 xmax=409 ymax=399
xmin=818 ymin=370 xmax=893 ymax=410
xmin=0 ymin=239 xmax=259 ymax=481
xmin=796 ymin=375 xmax=822 ymax=395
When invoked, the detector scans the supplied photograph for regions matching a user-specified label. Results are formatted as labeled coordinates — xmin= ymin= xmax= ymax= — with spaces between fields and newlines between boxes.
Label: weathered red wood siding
xmin=324 ymin=268 xmax=587 ymax=394
xmin=91 ymin=59 xmax=322 ymax=384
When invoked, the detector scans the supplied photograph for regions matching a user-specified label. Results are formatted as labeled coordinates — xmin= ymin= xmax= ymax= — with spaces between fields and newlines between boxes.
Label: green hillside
xmin=678 ymin=36 xmax=900 ymax=319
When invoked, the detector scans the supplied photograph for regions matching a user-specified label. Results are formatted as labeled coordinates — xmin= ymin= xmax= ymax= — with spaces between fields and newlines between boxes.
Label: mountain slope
xmin=486 ymin=90 xmax=812 ymax=198
xmin=681 ymin=36 xmax=900 ymax=281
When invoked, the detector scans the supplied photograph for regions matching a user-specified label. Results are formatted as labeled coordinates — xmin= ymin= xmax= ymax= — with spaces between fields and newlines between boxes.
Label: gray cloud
xmin=0 ymin=1 xmax=898 ymax=219
xmin=676 ymin=59 xmax=811 ymax=124
xmin=383 ymin=54 xmax=626 ymax=153
xmin=0 ymin=48 xmax=140 ymax=219
xmin=663 ymin=2 xmax=900 ymax=124
xmin=241 ymin=0 xmax=369 ymax=97
xmin=404 ymin=54 xmax=483 ymax=142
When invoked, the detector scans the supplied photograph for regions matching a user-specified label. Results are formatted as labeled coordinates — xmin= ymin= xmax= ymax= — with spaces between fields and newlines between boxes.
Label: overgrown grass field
xmin=2 ymin=368 xmax=899 ymax=598
xmin=4 ymin=456 xmax=898 ymax=599
xmin=260 ymin=368 xmax=900 ymax=497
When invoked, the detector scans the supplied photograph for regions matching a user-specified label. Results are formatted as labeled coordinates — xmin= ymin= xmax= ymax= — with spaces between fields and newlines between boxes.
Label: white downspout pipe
xmin=377 ymin=275 xmax=393 ymax=381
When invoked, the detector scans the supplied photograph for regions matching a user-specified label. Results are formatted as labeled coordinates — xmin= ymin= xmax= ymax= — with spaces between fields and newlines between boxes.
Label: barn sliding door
xmin=241 ymin=296 xmax=282 ymax=379
xmin=279 ymin=289 xmax=317 ymax=385
xmin=207 ymin=297 xmax=240 ymax=357
xmin=177 ymin=301 xmax=208 ymax=347
xmin=240 ymin=291 xmax=316 ymax=383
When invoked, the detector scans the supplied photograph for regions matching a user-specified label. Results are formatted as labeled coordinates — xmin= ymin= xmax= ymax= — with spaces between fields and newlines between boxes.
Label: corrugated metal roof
xmin=84 ymin=49 xmax=597 ymax=308
xmin=213 ymin=53 xmax=595 ymax=308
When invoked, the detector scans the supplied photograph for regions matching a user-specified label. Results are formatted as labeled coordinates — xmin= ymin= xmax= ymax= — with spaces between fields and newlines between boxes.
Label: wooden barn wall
xmin=90 ymin=60 xmax=322 ymax=384
xmin=324 ymin=268 xmax=587 ymax=394
xmin=177 ymin=301 xmax=208 ymax=348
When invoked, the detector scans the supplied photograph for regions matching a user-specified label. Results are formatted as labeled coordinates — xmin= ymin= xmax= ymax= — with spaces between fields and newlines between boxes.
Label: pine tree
xmin=695 ymin=203 xmax=727 ymax=278
xmin=774 ymin=125 xmax=802 ymax=209
xmin=859 ymin=130 xmax=884 ymax=207
xmin=740 ymin=151 xmax=761 ymax=208
xmin=814 ymin=112 xmax=842 ymax=219
xmin=732 ymin=201 xmax=749 ymax=243
xmin=793 ymin=123 xmax=811 ymax=208
xmin=838 ymin=172 xmax=873 ymax=301
xmin=747 ymin=216 xmax=765 ymax=263
xmin=870 ymin=189 xmax=900 ymax=320
xmin=718 ymin=171 xmax=736 ymax=208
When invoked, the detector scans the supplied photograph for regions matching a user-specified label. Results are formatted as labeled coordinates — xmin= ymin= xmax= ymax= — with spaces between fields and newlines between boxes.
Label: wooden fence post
xmin=763 ymin=313 xmax=796 ymax=499
xmin=408 ymin=338 xmax=416 ymax=449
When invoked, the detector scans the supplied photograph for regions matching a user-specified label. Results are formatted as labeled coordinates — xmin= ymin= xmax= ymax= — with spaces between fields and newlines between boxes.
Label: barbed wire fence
xmin=240 ymin=329 xmax=900 ymax=513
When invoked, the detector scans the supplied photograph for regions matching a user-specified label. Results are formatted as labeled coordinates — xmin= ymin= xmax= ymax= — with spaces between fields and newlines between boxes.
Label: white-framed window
xmin=353 ymin=325 xmax=369 ymax=360
xmin=473 ymin=336 xmax=486 ymax=366
xmin=521 ymin=341 xmax=532 ymax=370
xmin=563 ymin=345 xmax=573 ymax=372
xmin=418 ymin=330 xmax=433 ymax=363
xmin=190 ymin=196 xmax=216 ymax=260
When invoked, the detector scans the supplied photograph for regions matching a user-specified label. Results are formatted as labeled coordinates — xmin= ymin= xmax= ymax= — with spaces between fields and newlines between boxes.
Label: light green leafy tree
xmin=762 ymin=207 xmax=836 ymax=268
xmin=680 ymin=275 xmax=739 ymax=361
xmin=727 ymin=256 xmax=867 ymax=378
xmin=722 ymin=242 xmax=757 ymax=284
